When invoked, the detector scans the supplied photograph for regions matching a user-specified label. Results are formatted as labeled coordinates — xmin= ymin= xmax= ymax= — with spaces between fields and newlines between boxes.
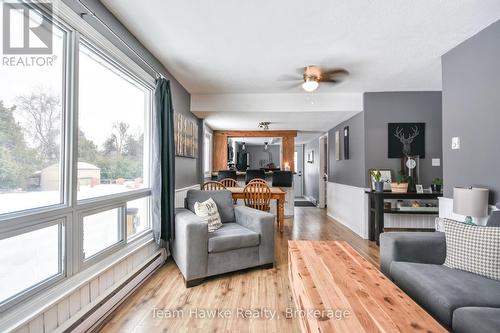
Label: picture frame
xmin=307 ymin=150 xmax=314 ymax=163
xmin=416 ymin=184 xmax=424 ymax=193
xmin=343 ymin=126 xmax=349 ymax=160
xmin=335 ymin=131 xmax=340 ymax=161
xmin=174 ymin=112 xmax=198 ymax=158
xmin=368 ymin=169 xmax=392 ymax=191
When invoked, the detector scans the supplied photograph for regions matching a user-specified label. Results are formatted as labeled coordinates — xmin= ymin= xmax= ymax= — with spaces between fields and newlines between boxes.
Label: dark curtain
xmin=152 ymin=78 xmax=175 ymax=245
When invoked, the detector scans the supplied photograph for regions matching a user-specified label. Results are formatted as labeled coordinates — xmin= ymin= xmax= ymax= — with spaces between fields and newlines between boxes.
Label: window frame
xmin=203 ymin=129 xmax=212 ymax=178
xmin=0 ymin=0 xmax=156 ymax=312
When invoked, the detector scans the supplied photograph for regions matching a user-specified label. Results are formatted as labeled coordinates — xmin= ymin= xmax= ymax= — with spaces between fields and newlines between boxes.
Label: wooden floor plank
xmin=98 ymin=207 xmax=379 ymax=333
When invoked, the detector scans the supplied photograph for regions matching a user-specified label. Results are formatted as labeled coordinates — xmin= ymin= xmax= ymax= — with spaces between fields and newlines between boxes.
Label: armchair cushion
xmin=208 ymin=223 xmax=260 ymax=253
xmin=185 ymin=189 xmax=235 ymax=223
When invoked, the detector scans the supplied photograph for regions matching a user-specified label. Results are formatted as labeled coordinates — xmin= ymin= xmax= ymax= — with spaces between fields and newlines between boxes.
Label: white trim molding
xmin=327 ymin=182 xmax=369 ymax=239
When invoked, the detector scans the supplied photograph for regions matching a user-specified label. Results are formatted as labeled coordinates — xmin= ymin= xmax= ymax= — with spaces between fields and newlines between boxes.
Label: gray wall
xmin=328 ymin=112 xmax=366 ymax=187
xmin=442 ymin=20 xmax=500 ymax=204
xmin=63 ymin=0 xmax=201 ymax=189
xmin=364 ymin=92 xmax=443 ymax=187
xmin=304 ymin=138 xmax=320 ymax=203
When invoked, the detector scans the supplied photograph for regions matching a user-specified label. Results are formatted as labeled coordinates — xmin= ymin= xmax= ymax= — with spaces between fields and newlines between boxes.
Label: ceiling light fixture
xmin=302 ymin=76 xmax=319 ymax=92
xmin=258 ymin=121 xmax=271 ymax=130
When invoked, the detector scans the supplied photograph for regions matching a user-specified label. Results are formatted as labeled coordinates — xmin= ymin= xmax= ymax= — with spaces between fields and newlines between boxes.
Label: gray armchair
xmin=171 ymin=189 xmax=275 ymax=287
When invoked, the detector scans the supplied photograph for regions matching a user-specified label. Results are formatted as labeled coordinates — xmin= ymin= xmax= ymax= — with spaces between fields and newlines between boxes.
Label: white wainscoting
xmin=384 ymin=213 xmax=436 ymax=229
xmin=327 ymin=182 xmax=369 ymax=239
xmin=5 ymin=241 xmax=164 ymax=333
xmin=175 ymin=184 xmax=201 ymax=208
xmin=439 ymin=197 xmax=496 ymax=226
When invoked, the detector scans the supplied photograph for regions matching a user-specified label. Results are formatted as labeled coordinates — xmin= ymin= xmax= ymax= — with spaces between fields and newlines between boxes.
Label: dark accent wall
xmin=63 ymin=0 xmax=201 ymax=189
xmin=328 ymin=112 xmax=366 ymax=187
xmin=364 ymin=92 xmax=443 ymax=187
xmin=304 ymin=138 xmax=320 ymax=203
xmin=442 ymin=20 xmax=500 ymax=204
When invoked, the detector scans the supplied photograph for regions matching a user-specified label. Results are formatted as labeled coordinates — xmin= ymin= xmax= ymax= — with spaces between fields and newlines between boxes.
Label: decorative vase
xmin=391 ymin=182 xmax=409 ymax=193
xmin=431 ymin=184 xmax=442 ymax=193
xmin=374 ymin=181 xmax=384 ymax=192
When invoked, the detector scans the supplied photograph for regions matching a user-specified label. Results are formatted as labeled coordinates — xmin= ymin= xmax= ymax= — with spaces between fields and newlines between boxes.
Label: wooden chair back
xmin=244 ymin=182 xmax=271 ymax=212
xmin=201 ymin=181 xmax=226 ymax=191
xmin=248 ymin=178 xmax=267 ymax=184
xmin=219 ymin=178 xmax=239 ymax=188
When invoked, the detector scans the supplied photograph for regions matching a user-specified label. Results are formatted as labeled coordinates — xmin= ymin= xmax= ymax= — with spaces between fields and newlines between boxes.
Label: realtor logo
xmin=2 ymin=2 xmax=53 ymax=54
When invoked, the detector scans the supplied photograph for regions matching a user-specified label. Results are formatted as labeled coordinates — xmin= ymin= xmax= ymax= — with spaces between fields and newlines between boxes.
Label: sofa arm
xmin=171 ymin=208 xmax=208 ymax=281
xmin=380 ymin=232 xmax=446 ymax=277
xmin=234 ymin=206 xmax=275 ymax=265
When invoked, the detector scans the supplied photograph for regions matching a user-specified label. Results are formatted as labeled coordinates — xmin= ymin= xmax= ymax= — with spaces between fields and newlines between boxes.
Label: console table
xmin=366 ymin=191 xmax=442 ymax=244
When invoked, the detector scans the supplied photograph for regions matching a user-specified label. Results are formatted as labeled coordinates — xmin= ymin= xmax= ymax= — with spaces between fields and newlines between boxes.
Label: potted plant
xmin=431 ymin=177 xmax=443 ymax=193
xmin=371 ymin=169 xmax=384 ymax=192
xmin=391 ymin=173 xmax=409 ymax=193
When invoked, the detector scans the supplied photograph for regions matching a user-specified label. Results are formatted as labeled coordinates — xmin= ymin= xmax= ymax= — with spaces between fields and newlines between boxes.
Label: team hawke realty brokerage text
xmin=152 ymin=307 xmax=351 ymax=321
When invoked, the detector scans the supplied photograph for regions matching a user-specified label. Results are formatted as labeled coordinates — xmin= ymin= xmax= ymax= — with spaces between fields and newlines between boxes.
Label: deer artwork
xmin=394 ymin=126 xmax=420 ymax=156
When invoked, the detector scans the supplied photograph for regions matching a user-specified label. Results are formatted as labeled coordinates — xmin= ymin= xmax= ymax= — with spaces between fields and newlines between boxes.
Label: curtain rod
xmin=76 ymin=0 xmax=164 ymax=79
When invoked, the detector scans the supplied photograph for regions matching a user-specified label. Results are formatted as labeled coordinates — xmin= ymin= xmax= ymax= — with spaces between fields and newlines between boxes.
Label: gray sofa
xmin=381 ymin=227 xmax=500 ymax=332
xmin=171 ymin=189 xmax=275 ymax=287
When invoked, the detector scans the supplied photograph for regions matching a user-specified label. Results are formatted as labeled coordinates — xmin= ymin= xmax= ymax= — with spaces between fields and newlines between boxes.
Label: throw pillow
xmin=444 ymin=219 xmax=500 ymax=281
xmin=194 ymin=198 xmax=223 ymax=233
xmin=435 ymin=217 xmax=461 ymax=232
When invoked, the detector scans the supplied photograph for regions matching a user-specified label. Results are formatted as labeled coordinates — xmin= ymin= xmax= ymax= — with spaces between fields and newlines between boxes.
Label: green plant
xmin=371 ymin=169 xmax=382 ymax=182
xmin=432 ymin=177 xmax=443 ymax=186
xmin=396 ymin=173 xmax=408 ymax=184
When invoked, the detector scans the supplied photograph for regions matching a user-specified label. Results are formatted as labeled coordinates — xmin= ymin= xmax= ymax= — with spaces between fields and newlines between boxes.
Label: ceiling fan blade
xmin=322 ymin=68 xmax=349 ymax=76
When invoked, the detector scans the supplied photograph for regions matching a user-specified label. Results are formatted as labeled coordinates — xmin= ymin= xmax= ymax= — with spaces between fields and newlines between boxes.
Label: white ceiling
xmin=101 ymin=0 xmax=500 ymax=140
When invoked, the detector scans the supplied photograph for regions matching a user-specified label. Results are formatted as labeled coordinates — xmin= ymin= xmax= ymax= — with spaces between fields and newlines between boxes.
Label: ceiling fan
xmin=285 ymin=65 xmax=349 ymax=92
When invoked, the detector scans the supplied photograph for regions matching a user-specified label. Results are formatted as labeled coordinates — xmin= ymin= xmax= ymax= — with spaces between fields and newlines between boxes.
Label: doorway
xmin=294 ymin=145 xmax=303 ymax=197
xmin=318 ymin=134 xmax=328 ymax=208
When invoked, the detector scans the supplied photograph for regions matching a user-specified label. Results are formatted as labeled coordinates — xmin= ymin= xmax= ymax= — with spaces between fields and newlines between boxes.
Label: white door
xmin=318 ymin=135 xmax=328 ymax=208
xmin=294 ymin=145 xmax=303 ymax=197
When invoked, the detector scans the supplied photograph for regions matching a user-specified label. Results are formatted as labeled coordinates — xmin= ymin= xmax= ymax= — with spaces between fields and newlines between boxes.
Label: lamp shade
xmin=453 ymin=187 xmax=489 ymax=218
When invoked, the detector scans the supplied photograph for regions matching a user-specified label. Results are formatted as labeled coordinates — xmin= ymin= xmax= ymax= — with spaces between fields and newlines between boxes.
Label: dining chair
xmin=201 ymin=181 xmax=226 ymax=191
xmin=244 ymin=181 xmax=271 ymax=212
xmin=249 ymin=178 xmax=268 ymax=185
xmin=219 ymin=178 xmax=239 ymax=188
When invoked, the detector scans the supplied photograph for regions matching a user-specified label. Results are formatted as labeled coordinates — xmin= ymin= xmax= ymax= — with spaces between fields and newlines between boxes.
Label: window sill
xmin=0 ymin=233 xmax=158 ymax=332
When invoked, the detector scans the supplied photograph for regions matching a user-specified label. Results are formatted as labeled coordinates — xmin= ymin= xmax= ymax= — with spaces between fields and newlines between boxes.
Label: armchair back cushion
xmin=185 ymin=189 xmax=235 ymax=223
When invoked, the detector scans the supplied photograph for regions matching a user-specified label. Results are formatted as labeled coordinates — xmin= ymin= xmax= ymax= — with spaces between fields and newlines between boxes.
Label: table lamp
xmin=453 ymin=187 xmax=489 ymax=224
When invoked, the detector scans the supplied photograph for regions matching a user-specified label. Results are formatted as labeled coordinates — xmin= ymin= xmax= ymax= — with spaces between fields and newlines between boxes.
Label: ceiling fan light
xmin=302 ymin=78 xmax=319 ymax=92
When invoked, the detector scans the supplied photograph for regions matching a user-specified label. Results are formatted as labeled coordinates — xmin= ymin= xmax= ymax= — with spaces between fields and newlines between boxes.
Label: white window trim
xmin=0 ymin=0 xmax=157 ymax=312
xmin=204 ymin=129 xmax=213 ymax=178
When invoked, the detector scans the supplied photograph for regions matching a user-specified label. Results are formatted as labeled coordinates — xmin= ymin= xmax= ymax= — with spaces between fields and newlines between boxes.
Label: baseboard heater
xmin=61 ymin=251 xmax=165 ymax=333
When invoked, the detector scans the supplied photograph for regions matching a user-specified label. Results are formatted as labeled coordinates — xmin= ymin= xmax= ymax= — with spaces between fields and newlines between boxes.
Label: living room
xmin=1 ymin=1 xmax=500 ymax=333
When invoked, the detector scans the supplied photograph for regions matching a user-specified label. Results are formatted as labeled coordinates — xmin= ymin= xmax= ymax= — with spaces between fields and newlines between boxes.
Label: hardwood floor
xmin=97 ymin=207 xmax=378 ymax=333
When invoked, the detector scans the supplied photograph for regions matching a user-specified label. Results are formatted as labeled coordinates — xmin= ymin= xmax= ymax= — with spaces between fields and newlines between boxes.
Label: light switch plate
xmin=432 ymin=158 xmax=441 ymax=167
xmin=452 ymin=137 xmax=460 ymax=150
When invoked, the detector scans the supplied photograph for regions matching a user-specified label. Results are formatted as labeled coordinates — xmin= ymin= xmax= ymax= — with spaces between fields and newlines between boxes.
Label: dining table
xmin=225 ymin=187 xmax=286 ymax=232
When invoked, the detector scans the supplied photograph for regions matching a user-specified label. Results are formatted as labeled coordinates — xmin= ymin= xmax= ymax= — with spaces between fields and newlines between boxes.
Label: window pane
xmin=203 ymin=135 xmax=210 ymax=173
xmin=0 ymin=224 xmax=61 ymax=304
xmin=0 ymin=5 xmax=66 ymax=215
xmin=83 ymin=208 xmax=122 ymax=259
xmin=78 ymin=42 xmax=149 ymax=200
xmin=127 ymin=197 xmax=150 ymax=239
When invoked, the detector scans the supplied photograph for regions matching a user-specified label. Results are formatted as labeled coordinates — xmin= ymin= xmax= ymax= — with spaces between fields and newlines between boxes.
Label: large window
xmin=78 ymin=42 xmax=150 ymax=201
xmin=0 ymin=1 xmax=154 ymax=311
